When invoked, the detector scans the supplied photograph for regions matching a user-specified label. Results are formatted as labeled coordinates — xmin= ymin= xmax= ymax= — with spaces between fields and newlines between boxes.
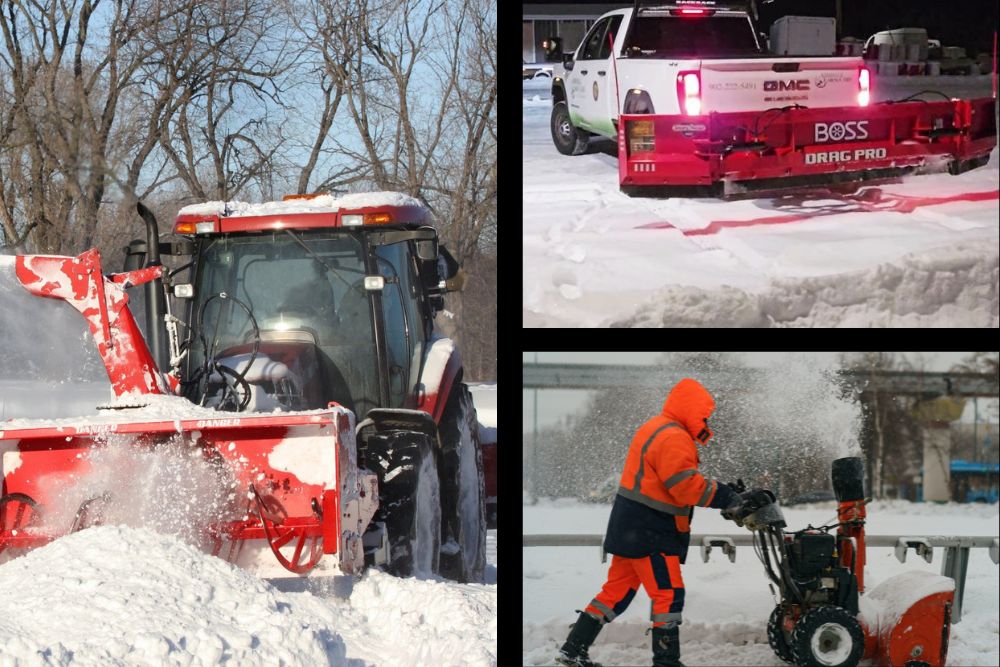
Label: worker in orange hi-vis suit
xmin=556 ymin=378 xmax=742 ymax=667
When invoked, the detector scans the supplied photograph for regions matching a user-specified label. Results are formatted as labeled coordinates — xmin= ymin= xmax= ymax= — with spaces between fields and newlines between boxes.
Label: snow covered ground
xmin=523 ymin=498 xmax=999 ymax=666
xmin=0 ymin=526 xmax=498 ymax=666
xmin=523 ymin=76 xmax=999 ymax=327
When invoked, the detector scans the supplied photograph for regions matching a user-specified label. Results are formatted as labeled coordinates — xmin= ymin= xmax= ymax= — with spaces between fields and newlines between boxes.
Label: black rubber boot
xmin=652 ymin=624 xmax=685 ymax=667
xmin=556 ymin=612 xmax=604 ymax=667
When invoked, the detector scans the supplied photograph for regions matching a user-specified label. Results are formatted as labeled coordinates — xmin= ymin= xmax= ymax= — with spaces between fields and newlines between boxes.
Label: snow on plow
xmin=619 ymin=97 xmax=997 ymax=196
xmin=0 ymin=250 xmax=377 ymax=575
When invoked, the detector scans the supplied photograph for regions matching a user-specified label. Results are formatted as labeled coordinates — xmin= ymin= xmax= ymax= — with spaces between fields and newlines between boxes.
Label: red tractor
xmin=0 ymin=192 xmax=488 ymax=582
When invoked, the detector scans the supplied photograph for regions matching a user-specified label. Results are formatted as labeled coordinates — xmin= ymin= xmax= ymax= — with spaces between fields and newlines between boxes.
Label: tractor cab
xmin=136 ymin=193 xmax=462 ymax=417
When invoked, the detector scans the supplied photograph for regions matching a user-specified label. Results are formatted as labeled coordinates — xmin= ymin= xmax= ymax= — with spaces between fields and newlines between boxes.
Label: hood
xmin=662 ymin=378 xmax=715 ymax=444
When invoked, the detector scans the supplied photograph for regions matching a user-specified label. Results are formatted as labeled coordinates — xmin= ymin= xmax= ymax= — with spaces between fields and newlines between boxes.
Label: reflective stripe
xmin=631 ymin=421 xmax=685 ymax=492
xmin=584 ymin=609 xmax=605 ymax=623
xmin=697 ymin=479 xmax=716 ymax=506
xmin=662 ymin=469 xmax=697 ymax=490
xmin=652 ymin=612 xmax=683 ymax=623
xmin=618 ymin=486 xmax=689 ymax=516
xmin=590 ymin=598 xmax=616 ymax=621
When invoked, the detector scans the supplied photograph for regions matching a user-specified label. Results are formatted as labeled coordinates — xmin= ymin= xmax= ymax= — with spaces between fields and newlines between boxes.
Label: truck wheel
xmin=551 ymin=101 xmax=589 ymax=156
xmin=767 ymin=605 xmax=794 ymax=663
xmin=438 ymin=382 xmax=487 ymax=583
xmin=790 ymin=606 xmax=864 ymax=667
xmin=367 ymin=432 xmax=441 ymax=577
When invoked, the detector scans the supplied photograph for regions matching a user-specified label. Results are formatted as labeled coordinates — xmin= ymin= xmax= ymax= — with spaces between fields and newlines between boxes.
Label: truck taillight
xmin=858 ymin=67 xmax=871 ymax=107
xmin=676 ymin=71 xmax=701 ymax=116
xmin=627 ymin=119 xmax=655 ymax=154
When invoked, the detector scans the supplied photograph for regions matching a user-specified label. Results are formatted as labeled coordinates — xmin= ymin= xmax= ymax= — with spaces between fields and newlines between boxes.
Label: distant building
xmin=522 ymin=4 xmax=620 ymax=63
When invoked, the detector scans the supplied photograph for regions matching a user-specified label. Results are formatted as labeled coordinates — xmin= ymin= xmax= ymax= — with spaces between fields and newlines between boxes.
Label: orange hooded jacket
xmin=603 ymin=378 xmax=738 ymax=560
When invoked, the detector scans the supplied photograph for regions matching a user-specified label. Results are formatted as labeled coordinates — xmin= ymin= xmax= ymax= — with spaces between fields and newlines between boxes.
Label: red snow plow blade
xmin=619 ymin=97 xmax=997 ymax=196
xmin=0 ymin=249 xmax=377 ymax=575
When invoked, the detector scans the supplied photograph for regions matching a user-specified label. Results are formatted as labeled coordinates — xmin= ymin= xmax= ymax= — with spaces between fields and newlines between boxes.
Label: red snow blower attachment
xmin=0 ymin=249 xmax=379 ymax=575
xmin=727 ymin=457 xmax=954 ymax=667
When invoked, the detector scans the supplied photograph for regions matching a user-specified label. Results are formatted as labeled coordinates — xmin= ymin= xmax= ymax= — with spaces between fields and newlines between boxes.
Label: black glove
xmin=725 ymin=478 xmax=746 ymax=494
xmin=721 ymin=488 xmax=775 ymax=526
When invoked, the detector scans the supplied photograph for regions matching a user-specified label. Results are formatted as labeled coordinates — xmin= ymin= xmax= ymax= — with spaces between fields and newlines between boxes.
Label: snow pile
xmin=610 ymin=242 xmax=998 ymax=328
xmin=178 ymin=192 xmax=423 ymax=218
xmin=468 ymin=383 xmax=497 ymax=444
xmin=0 ymin=525 xmax=498 ymax=666
xmin=0 ymin=526 xmax=346 ymax=665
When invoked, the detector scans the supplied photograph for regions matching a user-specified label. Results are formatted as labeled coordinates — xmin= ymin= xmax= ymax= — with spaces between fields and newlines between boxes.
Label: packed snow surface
xmin=523 ymin=77 xmax=999 ymax=327
xmin=178 ymin=192 xmax=423 ymax=218
xmin=523 ymin=498 xmax=999 ymax=666
xmin=0 ymin=526 xmax=497 ymax=666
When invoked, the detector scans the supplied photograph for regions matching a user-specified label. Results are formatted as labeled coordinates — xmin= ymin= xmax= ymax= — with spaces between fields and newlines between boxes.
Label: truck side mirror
xmin=562 ymin=53 xmax=575 ymax=70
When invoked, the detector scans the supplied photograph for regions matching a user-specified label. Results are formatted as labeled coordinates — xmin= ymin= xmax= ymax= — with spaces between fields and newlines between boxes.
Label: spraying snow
xmin=32 ymin=434 xmax=244 ymax=549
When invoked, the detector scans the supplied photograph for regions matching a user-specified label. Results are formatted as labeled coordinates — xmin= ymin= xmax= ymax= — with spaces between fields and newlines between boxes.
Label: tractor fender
xmin=415 ymin=335 xmax=463 ymax=424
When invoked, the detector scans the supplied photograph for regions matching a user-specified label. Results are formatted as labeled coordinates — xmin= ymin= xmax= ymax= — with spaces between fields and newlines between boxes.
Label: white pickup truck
xmin=551 ymin=1 xmax=995 ymax=195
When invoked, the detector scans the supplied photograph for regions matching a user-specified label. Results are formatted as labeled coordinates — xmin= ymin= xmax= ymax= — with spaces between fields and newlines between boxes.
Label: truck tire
xmin=790 ymin=605 xmax=864 ymax=667
xmin=551 ymin=101 xmax=590 ymax=156
xmin=438 ymin=382 xmax=487 ymax=583
xmin=366 ymin=431 xmax=441 ymax=577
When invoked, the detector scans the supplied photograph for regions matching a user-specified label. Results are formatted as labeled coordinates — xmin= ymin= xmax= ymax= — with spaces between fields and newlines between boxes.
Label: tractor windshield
xmin=189 ymin=231 xmax=379 ymax=416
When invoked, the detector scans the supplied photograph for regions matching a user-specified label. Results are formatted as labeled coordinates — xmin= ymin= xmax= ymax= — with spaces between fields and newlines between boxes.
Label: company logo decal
xmin=814 ymin=121 xmax=869 ymax=143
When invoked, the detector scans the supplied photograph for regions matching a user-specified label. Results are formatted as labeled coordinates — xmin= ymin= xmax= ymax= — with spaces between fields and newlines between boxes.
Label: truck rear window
xmin=623 ymin=15 xmax=762 ymax=58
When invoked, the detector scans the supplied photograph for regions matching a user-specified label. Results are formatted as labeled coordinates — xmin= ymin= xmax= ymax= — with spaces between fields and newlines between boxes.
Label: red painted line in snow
xmin=635 ymin=189 xmax=999 ymax=236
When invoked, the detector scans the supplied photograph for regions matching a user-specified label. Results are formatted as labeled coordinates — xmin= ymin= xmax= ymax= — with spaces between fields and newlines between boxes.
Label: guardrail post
xmin=941 ymin=545 xmax=971 ymax=623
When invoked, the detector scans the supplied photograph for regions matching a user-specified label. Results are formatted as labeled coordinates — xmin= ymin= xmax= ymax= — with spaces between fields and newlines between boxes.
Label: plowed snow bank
xmin=611 ymin=244 xmax=998 ymax=327
xmin=0 ymin=526 xmax=497 ymax=666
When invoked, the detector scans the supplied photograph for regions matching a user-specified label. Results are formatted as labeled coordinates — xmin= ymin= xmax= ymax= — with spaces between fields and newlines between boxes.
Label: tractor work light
xmin=174 ymin=220 xmax=217 ymax=234
xmin=363 ymin=276 xmax=385 ymax=291
xmin=341 ymin=214 xmax=364 ymax=226
xmin=627 ymin=119 xmax=655 ymax=154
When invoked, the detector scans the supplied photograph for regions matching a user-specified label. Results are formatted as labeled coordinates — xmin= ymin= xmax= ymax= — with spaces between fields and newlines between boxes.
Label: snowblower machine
xmin=0 ymin=193 xmax=487 ymax=582
xmin=725 ymin=457 xmax=955 ymax=667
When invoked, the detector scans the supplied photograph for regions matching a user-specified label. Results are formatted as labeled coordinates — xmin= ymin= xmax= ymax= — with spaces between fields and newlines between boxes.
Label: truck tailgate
xmin=699 ymin=57 xmax=863 ymax=113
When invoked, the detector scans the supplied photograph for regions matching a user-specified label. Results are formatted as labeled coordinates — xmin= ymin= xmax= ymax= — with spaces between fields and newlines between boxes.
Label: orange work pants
xmin=584 ymin=552 xmax=685 ymax=627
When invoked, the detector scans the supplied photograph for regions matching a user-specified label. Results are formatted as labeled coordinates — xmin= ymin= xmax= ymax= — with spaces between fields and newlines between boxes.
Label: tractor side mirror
xmin=415 ymin=238 xmax=438 ymax=262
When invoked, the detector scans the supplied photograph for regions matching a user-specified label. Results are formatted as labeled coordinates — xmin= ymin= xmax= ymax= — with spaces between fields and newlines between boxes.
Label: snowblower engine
xmin=728 ymin=457 xmax=955 ymax=667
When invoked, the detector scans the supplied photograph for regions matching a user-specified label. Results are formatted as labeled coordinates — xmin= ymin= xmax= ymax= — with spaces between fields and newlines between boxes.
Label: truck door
xmin=570 ymin=15 xmax=621 ymax=136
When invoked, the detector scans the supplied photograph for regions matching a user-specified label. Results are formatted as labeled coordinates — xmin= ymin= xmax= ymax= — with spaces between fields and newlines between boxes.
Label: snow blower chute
xmin=725 ymin=457 xmax=955 ymax=667
xmin=0 ymin=249 xmax=378 ymax=574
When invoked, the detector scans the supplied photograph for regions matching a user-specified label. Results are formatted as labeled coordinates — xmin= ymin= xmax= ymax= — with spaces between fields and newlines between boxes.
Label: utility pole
xmin=531 ymin=352 xmax=539 ymax=503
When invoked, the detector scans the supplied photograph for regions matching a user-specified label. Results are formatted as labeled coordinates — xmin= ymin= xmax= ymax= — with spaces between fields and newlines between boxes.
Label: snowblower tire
xmin=437 ymin=382 xmax=487 ymax=583
xmin=790 ymin=605 xmax=864 ymax=667
xmin=366 ymin=431 xmax=441 ymax=577
xmin=767 ymin=605 xmax=795 ymax=664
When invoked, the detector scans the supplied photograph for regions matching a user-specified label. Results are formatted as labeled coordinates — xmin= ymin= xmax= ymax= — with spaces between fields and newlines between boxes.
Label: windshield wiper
xmin=282 ymin=229 xmax=353 ymax=290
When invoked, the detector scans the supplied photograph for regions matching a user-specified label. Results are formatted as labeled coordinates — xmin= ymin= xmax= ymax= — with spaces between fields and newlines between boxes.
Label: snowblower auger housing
xmin=620 ymin=97 xmax=997 ymax=197
xmin=735 ymin=457 xmax=955 ymax=667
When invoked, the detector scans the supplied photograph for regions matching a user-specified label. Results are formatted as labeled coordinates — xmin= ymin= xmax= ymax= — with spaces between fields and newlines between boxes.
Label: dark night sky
xmin=521 ymin=0 xmax=1000 ymax=54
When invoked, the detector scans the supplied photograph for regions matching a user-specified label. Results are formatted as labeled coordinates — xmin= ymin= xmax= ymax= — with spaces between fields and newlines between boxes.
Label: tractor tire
xmin=366 ymin=431 xmax=441 ymax=577
xmin=551 ymin=102 xmax=590 ymax=156
xmin=767 ymin=605 xmax=795 ymax=664
xmin=790 ymin=606 xmax=865 ymax=667
xmin=437 ymin=382 xmax=487 ymax=583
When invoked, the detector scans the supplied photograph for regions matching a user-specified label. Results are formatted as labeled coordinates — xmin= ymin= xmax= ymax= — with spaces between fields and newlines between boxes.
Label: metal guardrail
xmin=522 ymin=362 xmax=998 ymax=398
xmin=522 ymin=533 xmax=1000 ymax=623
